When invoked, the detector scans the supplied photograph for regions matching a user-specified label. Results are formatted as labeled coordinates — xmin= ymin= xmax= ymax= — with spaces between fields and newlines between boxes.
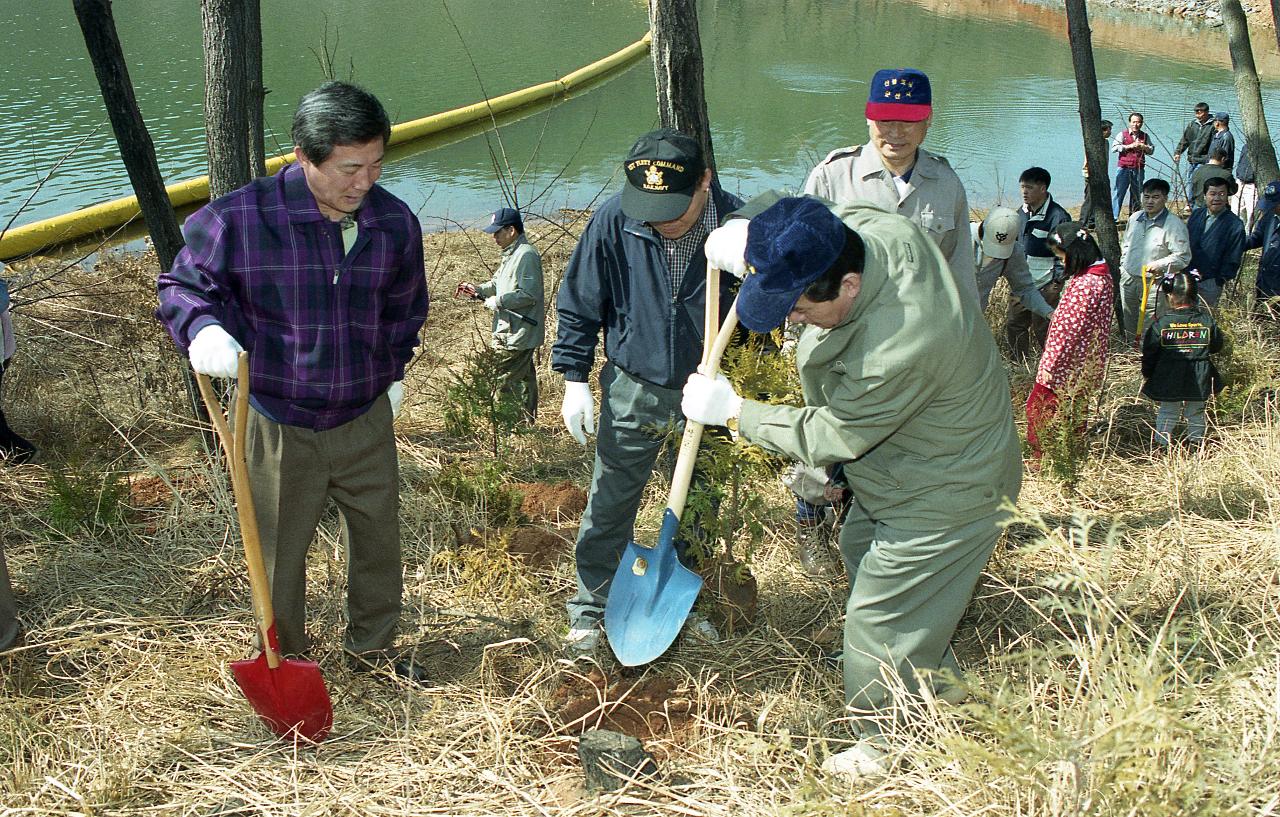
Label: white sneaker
xmin=821 ymin=741 xmax=888 ymax=782
xmin=565 ymin=621 xmax=601 ymax=653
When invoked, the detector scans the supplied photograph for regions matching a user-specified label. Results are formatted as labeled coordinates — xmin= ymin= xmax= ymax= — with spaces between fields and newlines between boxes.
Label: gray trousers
xmin=244 ymin=395 xmax=402 ymax=656
xmin=493 ymin=346 xmax=538 ymax=423
xmin=837 ymin=498 xmax=1006 ymax=735
xmin=1120 ymin=271 xmax=1164 ymax=340
xmin=1156 ymin=400 xmax=1207 ymax=444
xmin=0 ymin=539 xmax=18 ymax=652
xmin=567 ymin=364 xmax=708 ymax=626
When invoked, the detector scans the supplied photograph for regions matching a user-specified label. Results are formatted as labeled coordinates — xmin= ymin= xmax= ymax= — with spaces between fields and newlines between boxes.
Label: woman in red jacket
xmin=1026 ymin=222 xmax=1115 ymax=459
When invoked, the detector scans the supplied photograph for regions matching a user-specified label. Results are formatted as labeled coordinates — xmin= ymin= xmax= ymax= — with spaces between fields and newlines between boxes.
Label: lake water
xmin=2 ymin=0 xmax=1278 ymax=240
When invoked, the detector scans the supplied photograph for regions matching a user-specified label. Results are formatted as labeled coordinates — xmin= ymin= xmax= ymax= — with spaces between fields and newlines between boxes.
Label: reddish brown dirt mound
xmin=129 ymin=474 xmax=203 ymax=508
xmin=512 ymin=481 xmax=587 ymax=523
xmin=551 ymin=667 xmax=694 ymax=742
xmin=706 ymin=559 xmax=759 ymax=634
xmin=506 ymin=526 xmax=571 ymax=568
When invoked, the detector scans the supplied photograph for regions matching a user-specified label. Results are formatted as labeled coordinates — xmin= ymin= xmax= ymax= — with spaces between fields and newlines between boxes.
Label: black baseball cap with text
xmin=621 ymin=128 xmax=705 ymax=223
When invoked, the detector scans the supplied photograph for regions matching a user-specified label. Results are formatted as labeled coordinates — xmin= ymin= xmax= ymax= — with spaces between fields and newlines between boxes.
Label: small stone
xmin=578 ymin=729 xmax=658 ymax=792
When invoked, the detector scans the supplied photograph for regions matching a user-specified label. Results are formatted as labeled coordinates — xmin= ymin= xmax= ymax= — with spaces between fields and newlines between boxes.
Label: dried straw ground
xmin=1 ymin=217 xmax=1277 ymax=816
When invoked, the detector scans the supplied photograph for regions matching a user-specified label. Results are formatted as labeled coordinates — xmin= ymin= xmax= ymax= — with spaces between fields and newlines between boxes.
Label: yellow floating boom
xmin=0 ymin=32 xmax=652 ymax=260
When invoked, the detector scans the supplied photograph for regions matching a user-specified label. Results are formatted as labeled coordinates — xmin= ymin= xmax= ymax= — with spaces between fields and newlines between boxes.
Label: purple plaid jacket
xmin=157 ymin=163 xmax=429 ymax=431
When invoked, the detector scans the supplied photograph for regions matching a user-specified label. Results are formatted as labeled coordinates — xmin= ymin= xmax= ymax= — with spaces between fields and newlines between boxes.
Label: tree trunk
xmin=1223 ymin=0 xmax=1280 ymax=190
xmin=648 ymin=0 xmax=717 ymax=177
xmin=201 ymin=0 xmax=252 ymax=199
xmin=1064 ymin=0 xmax=1123 ymax=322
xmin=244 ymin=0 xmax=267 ymax=178
xmin=73 ymin=0 xmax=208 ymax=440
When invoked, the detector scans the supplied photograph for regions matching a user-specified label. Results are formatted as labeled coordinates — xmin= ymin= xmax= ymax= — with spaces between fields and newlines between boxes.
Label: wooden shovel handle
xmin=196 ymin=353 xmax=281 ymax=670
xmin=667 ymin=267 xmax=739 ymax=518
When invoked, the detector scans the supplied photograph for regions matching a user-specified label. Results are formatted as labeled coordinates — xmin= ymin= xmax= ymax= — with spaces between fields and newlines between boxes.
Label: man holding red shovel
xmin=158 ymin=82 xmax=430 ymax=685
xmin=683 ymin=195 xmax=1022 ymax=781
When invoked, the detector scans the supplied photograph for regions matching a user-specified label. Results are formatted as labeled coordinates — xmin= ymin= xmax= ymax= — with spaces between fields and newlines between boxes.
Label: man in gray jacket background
xmin=456 ymin=207 xmax=545 ymax=422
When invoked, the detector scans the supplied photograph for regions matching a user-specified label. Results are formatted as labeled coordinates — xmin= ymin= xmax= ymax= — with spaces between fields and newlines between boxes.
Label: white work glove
xmin=483 ymin=295 xmax=500 ymax=311
xmin=703 ymin=218 xmax=751 ymax=279
xmin=188 ymin=324 xmax=243 ymax=378
xmin=387 ymin=380 xmax=404 ymax=420
xmin=561 ymin=381 xmax=595 ymax=445
xmin=682 ymin=372 xmax=744 ymax=427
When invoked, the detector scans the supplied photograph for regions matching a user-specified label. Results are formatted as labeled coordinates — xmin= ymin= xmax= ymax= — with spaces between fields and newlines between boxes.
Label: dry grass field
xmin=0 ymin=216 xmax=1277 ymax=816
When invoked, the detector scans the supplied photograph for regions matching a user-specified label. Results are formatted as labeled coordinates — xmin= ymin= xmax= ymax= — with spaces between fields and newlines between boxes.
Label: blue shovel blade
xmin=604 ymin=508 xmax=704 ymax=666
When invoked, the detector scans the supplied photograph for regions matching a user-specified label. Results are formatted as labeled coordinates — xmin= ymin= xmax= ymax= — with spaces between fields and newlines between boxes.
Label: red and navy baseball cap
xmin=865 ymin=68 xmax=932 ymax=122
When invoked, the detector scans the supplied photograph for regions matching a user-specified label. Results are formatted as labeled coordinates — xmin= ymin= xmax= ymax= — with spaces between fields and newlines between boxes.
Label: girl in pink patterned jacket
xmin=1026 ymin=222 xmax=1115 ymax=458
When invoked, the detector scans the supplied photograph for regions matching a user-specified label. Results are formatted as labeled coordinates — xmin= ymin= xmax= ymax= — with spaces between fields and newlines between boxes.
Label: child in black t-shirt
xmin=1141 ymin=270 xmax=1224 ymax=446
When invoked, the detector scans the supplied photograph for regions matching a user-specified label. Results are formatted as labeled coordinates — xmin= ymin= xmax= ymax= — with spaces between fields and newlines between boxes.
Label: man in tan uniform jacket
xmin=803 ymin=67 xmax=977 ymax=301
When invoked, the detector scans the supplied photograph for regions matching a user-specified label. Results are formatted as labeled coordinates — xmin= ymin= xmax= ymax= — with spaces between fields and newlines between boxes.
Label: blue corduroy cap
xmin=738 ymin=197 xmax=847 ymax=332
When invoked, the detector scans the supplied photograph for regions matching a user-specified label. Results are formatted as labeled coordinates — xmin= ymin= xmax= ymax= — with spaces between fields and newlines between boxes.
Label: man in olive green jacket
xmin=456 ymin=207 xmax=545 ymax=422
xmin=689 ymin=194 xmax=1022 ymax=781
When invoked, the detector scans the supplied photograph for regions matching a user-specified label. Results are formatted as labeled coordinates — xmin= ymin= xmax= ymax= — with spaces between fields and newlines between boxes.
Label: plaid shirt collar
xmin=281 ymin=162 xmax=405 ymax=232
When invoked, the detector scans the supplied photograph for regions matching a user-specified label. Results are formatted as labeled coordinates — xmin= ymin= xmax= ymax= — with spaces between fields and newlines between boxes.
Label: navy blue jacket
xmin=553 ymin=186 xmax=743 ymax=388
xmin=1247 ymin=210 xmax=1280 ymax=297
xmin=1187 ymin=206 xmax=1245 ymax=283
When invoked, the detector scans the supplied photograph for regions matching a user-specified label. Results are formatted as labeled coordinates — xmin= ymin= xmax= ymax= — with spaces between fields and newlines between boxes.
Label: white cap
xmin=980 ymin=206 xmax=1021 ymax=260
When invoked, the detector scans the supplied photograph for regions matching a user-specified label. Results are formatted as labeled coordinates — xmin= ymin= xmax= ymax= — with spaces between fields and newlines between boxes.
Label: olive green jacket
xmin=738 ymin=199 xmax=1022 ymax=530
xmin=475 ymin=235 xmax=545 ymax=350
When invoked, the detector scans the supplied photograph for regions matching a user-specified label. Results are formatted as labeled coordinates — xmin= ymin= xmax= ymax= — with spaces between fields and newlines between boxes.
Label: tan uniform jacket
xmin=804 ymin=144 xmax=978 ymax=303
xmin=738 ymin=199 xmax=1021 ymax=531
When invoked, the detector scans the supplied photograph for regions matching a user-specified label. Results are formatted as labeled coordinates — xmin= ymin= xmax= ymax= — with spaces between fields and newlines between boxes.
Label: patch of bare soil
xmin=705 ymin=558 xmax=759 ymax=634
xmin=511 ymin=481 xmax=587 ymax=523
xmin=550 ymin=667 xmax=694 ymax=743
xmin=506 ymin=525 xmax=571 ymax=568
xmin=128 ymin=474 xmax=203 ymax=509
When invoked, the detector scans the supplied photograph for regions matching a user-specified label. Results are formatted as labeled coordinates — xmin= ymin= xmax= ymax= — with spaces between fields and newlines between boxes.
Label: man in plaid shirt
xmin=157 ymin=81 xmax=430 ymax=684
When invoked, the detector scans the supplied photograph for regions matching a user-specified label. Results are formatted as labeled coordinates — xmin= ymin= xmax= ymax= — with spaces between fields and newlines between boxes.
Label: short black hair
xmin=1142 ymin=178 xmax=1171 ymax=196
xmin=1210 ymin=147 xmax=1228 ymax=162
xmin=1019 ymin=166 xmax=1052 ymax=188
xmin=1204 ymin=176 xmax=1232 ymax=192
xmin=1100 ymin=119 xmax=1113 ymax=130
xmin=1194 ymin=102 xmax=1210 ymax=112
xmin=803 ymin=226 xmax=866 ymax=302
xmin=292 ymin=81 xmax=392 ymax=165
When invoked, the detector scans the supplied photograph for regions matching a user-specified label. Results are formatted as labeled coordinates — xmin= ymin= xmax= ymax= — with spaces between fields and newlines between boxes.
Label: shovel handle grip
xmin=196 ymin=354 xmax=282 ymax=670
xmin=666 ymin=285 xmax=741 ymax=519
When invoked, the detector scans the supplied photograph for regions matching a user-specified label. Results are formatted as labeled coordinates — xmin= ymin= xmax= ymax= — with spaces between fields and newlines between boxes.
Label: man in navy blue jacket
xmin=1246 ymin=182 xmax=1280 ymax=317
xmin=1188 ymin=175 xmax=1246 ymax=307
xmin=552 ymin=129 xmax=743 ymax=651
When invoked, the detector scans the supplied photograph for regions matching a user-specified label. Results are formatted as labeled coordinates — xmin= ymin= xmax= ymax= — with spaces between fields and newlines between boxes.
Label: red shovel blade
xmin=231 ymin=653 xmax=333 ymax=742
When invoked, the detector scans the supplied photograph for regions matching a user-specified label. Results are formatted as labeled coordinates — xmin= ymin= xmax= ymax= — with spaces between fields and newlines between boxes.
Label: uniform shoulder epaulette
xmin=816 ymin=145 xmax=863 ymax=165
xmin=922 ymin=149 xmax=952 ymax=168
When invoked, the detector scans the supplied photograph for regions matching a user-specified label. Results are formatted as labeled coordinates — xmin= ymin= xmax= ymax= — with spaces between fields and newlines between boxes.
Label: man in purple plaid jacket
xmin=157 ymin=82 xmax=430 ymax=685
